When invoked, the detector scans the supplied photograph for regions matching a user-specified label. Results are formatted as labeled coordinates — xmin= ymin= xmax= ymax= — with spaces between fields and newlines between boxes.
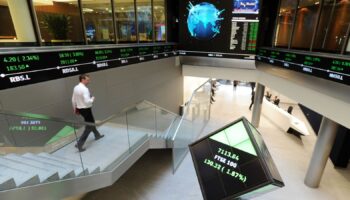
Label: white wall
xmin=0 ymin=57 xmax=183 ymax=122
xmin=183 ymin=76 xmax=209 ymax=102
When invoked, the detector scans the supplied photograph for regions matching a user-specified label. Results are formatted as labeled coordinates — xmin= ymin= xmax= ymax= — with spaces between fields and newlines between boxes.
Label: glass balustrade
xmin=0 ymin=93 xmax=210 ymax=190
xmin=125 ymin=101 xmax=178 ymax=141
xmin=0 ymin=111 xmax=86 ymax=190
xmin=0 ymin=99 xmax=179 ymax=192
xmin=155 ymin=106 xmax=178 ymax=139
xmin=172 ymin=79 xmax=212 ymax=172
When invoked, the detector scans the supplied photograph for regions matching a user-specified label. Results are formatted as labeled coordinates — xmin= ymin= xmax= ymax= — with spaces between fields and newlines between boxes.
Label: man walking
xmin=249 ymin=91 xmax=255 ymax=111
xmin=72 ymin=74 xmax=104 ymax=152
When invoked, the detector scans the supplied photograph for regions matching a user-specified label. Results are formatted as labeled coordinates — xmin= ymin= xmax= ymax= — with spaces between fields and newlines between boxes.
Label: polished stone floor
xmin=68 ymin=83 xmax=350 ymax=200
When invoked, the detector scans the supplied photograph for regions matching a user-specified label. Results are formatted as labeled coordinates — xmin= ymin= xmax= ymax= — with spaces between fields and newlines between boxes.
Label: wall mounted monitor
xmin=256 ymin=48 xmax=350 ymax=86
xmin=0 ymin=44 xmax=177 ymax=90
xmin=189 ymin=117 xmax=284 ymax=200
xmin=179 ymin=0 xmax=260 ymax=60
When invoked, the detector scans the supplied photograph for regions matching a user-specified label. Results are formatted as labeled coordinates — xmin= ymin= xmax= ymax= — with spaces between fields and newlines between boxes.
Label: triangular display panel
xmin=189 ymin=117 xmax=284 ymax=200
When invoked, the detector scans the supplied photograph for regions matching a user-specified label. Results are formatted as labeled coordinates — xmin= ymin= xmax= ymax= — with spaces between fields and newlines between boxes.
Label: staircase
xmin=0 ymin=77 xmax=212 ymax=199
xmin=0 ymin=122 xmax=149 ymax=189
xmin=0 ymin=100 xmax=182 ymax=199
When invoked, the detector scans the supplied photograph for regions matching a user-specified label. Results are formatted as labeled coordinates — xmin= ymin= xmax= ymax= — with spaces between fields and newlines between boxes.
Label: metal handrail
xmin=171 ymin=79 xmax=211 ymax=141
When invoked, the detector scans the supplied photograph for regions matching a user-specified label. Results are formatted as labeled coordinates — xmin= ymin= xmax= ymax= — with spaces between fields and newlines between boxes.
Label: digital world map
xmin=186 ymin=2 xmax=225 ymax=40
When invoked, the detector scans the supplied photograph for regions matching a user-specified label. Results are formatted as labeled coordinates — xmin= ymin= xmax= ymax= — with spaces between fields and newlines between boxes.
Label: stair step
xmin=0 ymin=164 xmax=40 ymax=188
xmin=0 ymin=157 xmax=59 ymax=183
xmin=36 ymin=154 xmax=89 ymax=175
xmin=6 ymin=154 xmax=74 ymax=179
xmin=23 ymin=153 xmax=86 ymax=177
xmin=0 ymin=174 xmax=16 ymax=191
xmin=38 ymin=153 xmax=100 ymax=174
xmin=22 ymin=153 xmax=85 ymax=177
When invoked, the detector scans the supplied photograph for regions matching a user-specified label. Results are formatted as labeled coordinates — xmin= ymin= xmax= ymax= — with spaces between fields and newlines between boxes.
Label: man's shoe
xmin=75 ymin=144 xmax=86 ymax=152
xmin=95 ymin=135 xmax=105 ymax=141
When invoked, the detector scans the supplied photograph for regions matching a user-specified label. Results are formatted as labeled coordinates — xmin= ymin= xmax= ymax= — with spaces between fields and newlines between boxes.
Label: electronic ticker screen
xmin=256 ymin=48 xmax=350 ymax=86
xmin=0 ymin=44 xmax=177 ymax=90
xmin=179 ymin=0 xmax=259 ymax=59
xmin=189 ymin=118 xmax=284 ymax=200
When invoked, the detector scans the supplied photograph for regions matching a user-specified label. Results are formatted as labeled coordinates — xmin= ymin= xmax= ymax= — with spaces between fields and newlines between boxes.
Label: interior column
xmin=304 ymin=117 xmax=339 ymax=188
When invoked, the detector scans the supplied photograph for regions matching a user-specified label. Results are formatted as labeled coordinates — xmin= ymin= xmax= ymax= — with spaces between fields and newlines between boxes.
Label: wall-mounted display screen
xmin=189 ymin=117 xmax=284 ymax=200
xmin=179 ymin=0 xmax=259 ymax=59
xmin=256 ymin=48 xmax=350 ymax=85
xmin=233 ymin=0 xmax=259 ymax=14
xmin=0 ymin=44 xmax=177 ymax=90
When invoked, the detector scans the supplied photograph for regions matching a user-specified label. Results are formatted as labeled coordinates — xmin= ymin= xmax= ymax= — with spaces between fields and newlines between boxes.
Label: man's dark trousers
xmin=77 ymin=108 xmax=101 ymax=147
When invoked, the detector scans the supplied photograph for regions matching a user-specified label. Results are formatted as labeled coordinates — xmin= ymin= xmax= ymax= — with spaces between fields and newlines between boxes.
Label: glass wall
xmin=33 ymin=0 xmax=85 ymax=45
xmin=313 ymin=0 xmax=335 ymax=51
xmin=81 ymin=0 xmax=115 ymax=44
xmin=0 ymin=1 xmax=16 ymax=40
xmin=327 ymin=0 xmax=350 ymax=52
xmin=274 ymin=0 xmax=298 ymax=48
xmin=273 ymin=0 xmax=350 ymax=53
xmin=114 ymin=0 xmax=137 ymax=43
xmin=136 ymin=0 xmax=153 ymax=42
xmin=0 ymin=0 xmax=36 ymax=45
xmin=0 ymin=0 xmax=167 ymax=46
xmin=290 ymin=0 xmax=321 ymax=50
xmin=314 ymin=0 xmax=350 ymax=53
xmin=153 ymin=0 xmax=166 ymax=42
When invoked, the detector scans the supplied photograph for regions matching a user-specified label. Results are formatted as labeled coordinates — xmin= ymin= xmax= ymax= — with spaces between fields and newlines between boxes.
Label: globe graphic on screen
xmin=187 ymin=2 xmax=225 ymax=40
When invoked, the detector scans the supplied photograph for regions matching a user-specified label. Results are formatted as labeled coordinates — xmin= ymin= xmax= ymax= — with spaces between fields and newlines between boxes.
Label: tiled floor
xmin=71 ymin=83 xmax=350 ymax=200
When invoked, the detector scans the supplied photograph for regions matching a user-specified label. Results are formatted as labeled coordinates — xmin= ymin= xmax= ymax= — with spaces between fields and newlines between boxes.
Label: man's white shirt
xmin=72 ymin=82 xmax=94 ymax=109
